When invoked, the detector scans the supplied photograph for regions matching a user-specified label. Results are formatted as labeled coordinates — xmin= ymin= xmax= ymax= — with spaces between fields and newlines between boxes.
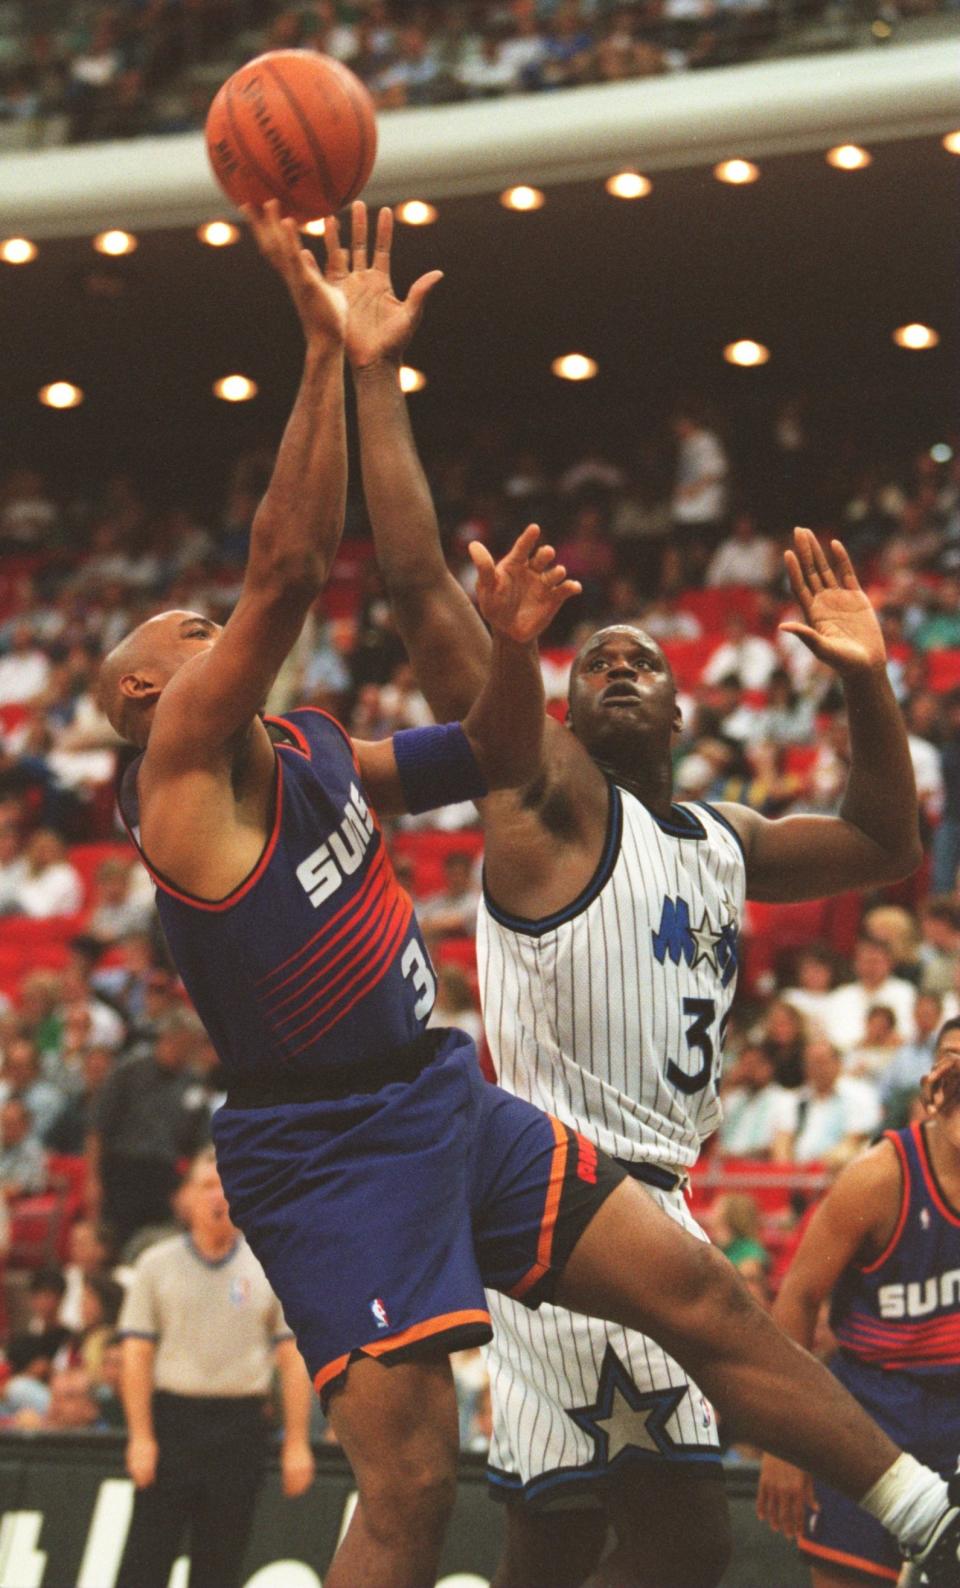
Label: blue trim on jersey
xmin=487 ymin=1444 xmax=723 ymax=1507
xmin=647 ymin=802 xmax=708 ymax=840
xmin=481 ymin=783 xmax=623 ymax=938
xmin=695 ymin=802 xmax=747 ymax=861
xmin=185 ymin=1235 xmax=241 ymax=1270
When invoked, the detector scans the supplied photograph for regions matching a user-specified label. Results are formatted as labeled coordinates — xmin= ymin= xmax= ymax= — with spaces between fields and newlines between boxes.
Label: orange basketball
xmin=205 ymin=50 xmax=377 ymax=224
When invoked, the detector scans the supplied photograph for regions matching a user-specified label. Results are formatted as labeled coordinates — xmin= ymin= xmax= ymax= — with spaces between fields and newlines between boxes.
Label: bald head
xmin=98 ymin=611 xmax=219 ymax=746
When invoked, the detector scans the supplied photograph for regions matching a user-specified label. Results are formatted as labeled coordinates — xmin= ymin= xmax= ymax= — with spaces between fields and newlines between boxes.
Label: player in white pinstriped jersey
xmin=340 ymin=212 xmax=936 ymax=1588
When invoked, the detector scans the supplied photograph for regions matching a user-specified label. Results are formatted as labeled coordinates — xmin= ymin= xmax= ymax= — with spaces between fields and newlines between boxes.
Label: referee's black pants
xmin=116 ymin=1392 xmax=270 ymax=1588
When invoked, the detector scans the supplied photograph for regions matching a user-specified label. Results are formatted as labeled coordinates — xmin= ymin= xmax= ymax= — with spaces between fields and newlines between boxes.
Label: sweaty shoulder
xmin=826 ymin=1137 xmax=903 ymax=1261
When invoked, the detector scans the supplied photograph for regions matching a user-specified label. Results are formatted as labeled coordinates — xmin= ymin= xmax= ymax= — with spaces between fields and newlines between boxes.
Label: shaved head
xmin=98 ymin=611 xmax=218 ymax=746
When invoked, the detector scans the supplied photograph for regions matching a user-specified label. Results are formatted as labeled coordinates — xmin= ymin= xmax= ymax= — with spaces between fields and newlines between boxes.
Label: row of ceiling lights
xmin=4 ymin=130 xmax=959 ymax=266
xmin=33 ymin=321 xmax=942 ymax=410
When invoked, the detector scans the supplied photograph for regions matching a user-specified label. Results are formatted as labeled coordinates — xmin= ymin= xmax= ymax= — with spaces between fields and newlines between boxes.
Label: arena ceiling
xmin=2 ymin=132 xmax=957 ymax=505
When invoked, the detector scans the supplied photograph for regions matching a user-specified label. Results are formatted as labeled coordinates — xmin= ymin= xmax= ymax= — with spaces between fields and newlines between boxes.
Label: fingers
xmin=794 ymin=526 xmax=838 ymax=591
xmin=783 ymin=549 xmax=812 ymax=614
xmin=407 ymin=269 xmax=444 ymax=316
xmin=830 ymin=537 xmax=861 ymax=591
xmin=373 ymin=205 xmax=393 ymax=273
xmin=468 ymin=540 xmax=496 ymax=579
xmin=504 ymin=523 xmax=543 ymax=564
xmin=322 ymin=213 xmax=348 ymax=279
xmin=351 ymin=200 xmax=368 ymax=272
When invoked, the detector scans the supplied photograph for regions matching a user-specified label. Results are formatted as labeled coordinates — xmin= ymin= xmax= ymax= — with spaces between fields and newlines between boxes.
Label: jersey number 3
xmin=402 ymin=940 xmax=436 ymax=1020
xmin=667 ymin=997 xmax=723 ymax=1096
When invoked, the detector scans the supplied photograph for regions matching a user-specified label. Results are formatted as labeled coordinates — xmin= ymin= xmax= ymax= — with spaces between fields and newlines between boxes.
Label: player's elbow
xmin=880 ymin=836 xmax=924 ymax=883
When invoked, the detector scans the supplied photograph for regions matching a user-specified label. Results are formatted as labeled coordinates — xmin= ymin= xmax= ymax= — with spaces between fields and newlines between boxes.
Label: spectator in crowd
xmin=758 ymin=997 xmax=809 ymax=1089
xmin=87 ymin=1008 xmax=210 ymax=1249
xmin=0 ymin=1098 xmax=47 ymax=1197
xmin=0 ymin=1033 xmax=63 ymax=1142
xmin=918 ymin=898 xmax=960 ymax=997
xmin=844 ymin=1004 xmax=902 ymax=1081
xmin=706 ymin=1192 xmax=770 ymax=1282
xmin=771 ymin=1037 xmax=881 ymax=1164
xmin=703 ymin=611 xmax=779 ymax=691
xmin=822 ymin=936 xmax=917 ymax=1055
xmin=24 ymin=1268 xmax=72 ymax=1361
xmin=84 ymin=856 xmax=155 ymax=945
xmin=43 ymin=1364 xmax=107 ymax=1430
xmin=718 ymin=1042 xmax=791 ymax=1158
xmin=12 ymin=829 xmax=84 ymax=919
xmin=0 ymin=622 xmax=50 ymax=707
xmin=115 ymin=1150 xmax=315 ymax=1588
xmin=932 ymin=687 xmax=960 ymax=892
xmin=705 ymin=511 xmax=780 ymax=588
xmin=0 ymin=822 xmax=27 ymax=913
xmin=427 ymin=963 xmax=484 ymax=1048
xmin=879 ymin=989 xmax=945 ymax=1126
xmin=861 ymin=903 xmax=922 ymax=986
xmin=75 ymin=1272 xmax=125 ymax=1380
xmin=670 ymin=406 xmax=729 ymax=580
xmin=46 ymin=1043 xmax=114 ymax=1155
xmin=782 ymin=944 xmax=837 ymax=1031
xmin=0 ymin=1332 xmax=55 ymax=1421
xmin=59 ymin=1216 xmax=119 ymax=1333
xmin=418 ymin=849 xmax=481 ymax=943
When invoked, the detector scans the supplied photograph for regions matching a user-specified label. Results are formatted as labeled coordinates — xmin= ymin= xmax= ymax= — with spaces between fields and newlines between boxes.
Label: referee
xmin=116 ymin=1148 xmax=315 ymax=1588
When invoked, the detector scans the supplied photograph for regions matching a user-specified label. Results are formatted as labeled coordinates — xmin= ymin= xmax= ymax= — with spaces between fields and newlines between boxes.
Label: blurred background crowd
xmin=0 ymin=0 xmax=955 ymax=149
xmin=0 ymin=385 xmax=957 ymax=1451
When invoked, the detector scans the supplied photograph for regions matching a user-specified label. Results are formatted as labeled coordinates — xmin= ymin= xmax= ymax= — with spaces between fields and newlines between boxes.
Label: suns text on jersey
xmin=878 ymin=1270 xmax=960 ymax=1318
xmin=296 ymin=783 xmax=375 ymax=908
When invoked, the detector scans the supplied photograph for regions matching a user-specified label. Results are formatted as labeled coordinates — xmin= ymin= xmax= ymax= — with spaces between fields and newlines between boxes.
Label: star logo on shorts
xmin=567 ymin=1346 xmax=686 ymax=1466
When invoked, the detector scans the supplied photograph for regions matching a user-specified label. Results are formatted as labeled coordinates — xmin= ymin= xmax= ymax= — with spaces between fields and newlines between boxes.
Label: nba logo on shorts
xmin=371 ymin=1297 xmax=390 ymax=1329
xmin=699 ymin=1396 xmax=713 ymax=1430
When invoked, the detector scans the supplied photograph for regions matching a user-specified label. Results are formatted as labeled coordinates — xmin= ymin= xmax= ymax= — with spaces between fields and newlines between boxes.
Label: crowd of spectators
xmin=0 ymin=390 xmax=957 ymax=1453
xmin=0 ymin=0 xmax=951 ymax=149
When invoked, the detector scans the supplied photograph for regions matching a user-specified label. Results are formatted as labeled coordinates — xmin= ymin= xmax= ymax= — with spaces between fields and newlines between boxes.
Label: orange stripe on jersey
xmin=916 ymin=1120 xmax=960 ymax=1227
xmin=797 ymin=1536 xmax=899 ymax=1581
xmin=509 ymin=1116 xmax=569 ymax=1301
xmin=257 ymin=845 xmax=389 ymax=990
xmin=313 ymin=1352 xmax=351 ymax=1397
xmin=266 ymin=864 xmax=395 ymax=1016
xmin=361 ymin=1309 xmax=492 ymax=1360
xmin=281 ymin=890 xmax=406 ymax=1042
xmin=287 ymin=898 xmax=414 ymax=1056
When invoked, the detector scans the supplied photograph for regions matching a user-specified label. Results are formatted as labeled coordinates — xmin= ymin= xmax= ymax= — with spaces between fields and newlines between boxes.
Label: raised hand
xmin=322 ymin=202 xmax=443 ymax=371
xmin=757 ymin=1453 xmax=817 ymax=1541
xmin=469 ymin=525 xmax=581 ymax=645
xmin=780 ymin=528 xmax=887 ymax=676
xmin=244 ymin=199 xmax=346 ymax=350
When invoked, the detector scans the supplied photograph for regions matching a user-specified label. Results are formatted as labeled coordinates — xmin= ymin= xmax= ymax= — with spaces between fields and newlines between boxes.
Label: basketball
xmin=205 ymin=50 xmax=377 ymax=224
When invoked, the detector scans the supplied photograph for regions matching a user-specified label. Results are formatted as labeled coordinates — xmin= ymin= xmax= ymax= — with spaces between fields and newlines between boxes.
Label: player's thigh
xmin=326 ymin=1350 xmax=460 ymax=1507
xmin=605 ymin=1465 xmax=732 ymax=1587
xmin=493 ymin=1501 xmax=609 ymax=1588
xmin=554 ymin=1178 xmax=747 ymax=1350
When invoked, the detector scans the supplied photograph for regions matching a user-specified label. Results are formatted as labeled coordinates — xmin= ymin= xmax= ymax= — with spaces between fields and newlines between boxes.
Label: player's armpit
xmin=717 ymin=804 xmax=920 ymax=904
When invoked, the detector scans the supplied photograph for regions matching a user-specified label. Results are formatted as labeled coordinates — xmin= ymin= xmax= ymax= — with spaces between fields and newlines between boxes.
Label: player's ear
xmin=120 ymin=670 xmax=161 ymax=703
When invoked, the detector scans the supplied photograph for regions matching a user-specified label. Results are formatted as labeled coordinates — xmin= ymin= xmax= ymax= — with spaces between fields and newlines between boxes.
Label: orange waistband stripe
xmin=509 ymin=1115 xmax=569 ymax=1301
xmin=797 ymin=1535 xmax=899 ymax=1581
xmin=312 ymin=1309 xmax=492 ymax=1396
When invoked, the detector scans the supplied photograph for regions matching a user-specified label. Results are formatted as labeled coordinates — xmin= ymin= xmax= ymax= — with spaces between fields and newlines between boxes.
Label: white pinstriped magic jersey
xmin=477 ymin=786 xmax=746 ymax=1503
xmin=477 ymin=786 xmax=745 ymax=1172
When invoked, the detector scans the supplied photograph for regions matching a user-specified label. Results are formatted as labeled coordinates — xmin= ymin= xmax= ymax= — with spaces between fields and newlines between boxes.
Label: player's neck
xmin=595 ymin=756 xmax=674 ymax=819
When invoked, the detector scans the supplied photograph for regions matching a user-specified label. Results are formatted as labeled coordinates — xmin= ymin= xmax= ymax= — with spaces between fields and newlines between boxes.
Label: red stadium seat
xmin=661 ymin=635 xmax=725 ymax=690
xmin=926 ymin=650 xmax=960 ymax=693
xmin=392 ymin=830 xmax=483 ymax=898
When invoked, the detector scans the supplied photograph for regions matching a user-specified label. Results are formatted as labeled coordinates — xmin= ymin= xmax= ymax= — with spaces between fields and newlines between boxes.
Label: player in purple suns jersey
xmin=99 ymin=202 xmax=960 ymax=1588
xmin=760 ymin=1021 xmax=960 ymax=1586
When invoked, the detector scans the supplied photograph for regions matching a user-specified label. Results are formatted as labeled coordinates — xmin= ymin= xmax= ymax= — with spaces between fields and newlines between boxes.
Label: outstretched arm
xmin=149 ymin=202 xmax=348 ymax=763
xmin=328 ymin=203 xmax=492 ymax=722
xmin=718 ymin=529 xmax=922 ymax=901
xmin=353 ymin=525 xmax=580 ymax=809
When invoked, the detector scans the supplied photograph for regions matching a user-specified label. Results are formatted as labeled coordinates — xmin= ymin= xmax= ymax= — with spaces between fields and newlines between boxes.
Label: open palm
xmin=323 ymin=203 xmax=442 ymax=371
xmin=780 ymin=528 xmax=886 ymax=674
xmin=470 ymin=525 xmax=581 ymax=645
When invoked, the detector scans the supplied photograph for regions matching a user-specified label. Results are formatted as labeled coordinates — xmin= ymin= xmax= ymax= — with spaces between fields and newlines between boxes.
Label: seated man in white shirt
xmin=705 ymin=512 xmax=780 ymax=589
xmin=719 ymin=1043 xmax=791 ymax=1158
xmin=822 ymin=936 xmax=917 ymax=1057
xmin=771 ymin=1038 xmax=881 ymax=1165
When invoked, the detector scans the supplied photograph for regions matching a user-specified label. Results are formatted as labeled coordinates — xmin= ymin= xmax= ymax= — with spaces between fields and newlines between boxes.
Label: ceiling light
xmin=892 ymin=323 xmax=939 ymax=350
xmin=713 ymin=159 xmax=759 ymax=185
xmin=605 ymin=171 xmax=652 ymax=200
xmin=39 ymin=382 xmax=84 ymax=410
xmin=395 ymin=201 xmax=437 ymax=226
xmin=500 ymin=185 xmax=545 ymax=212
xmin=301 ymin=219 xmax=327 ymax=236
xmin=943 ymin=131 xmax=960 ymax=155
xmin=870 ymin=18 xmax=892 ymax=37
xmin=213 ymin=374 xmax=258 ymax=402
xmin=724 ymin=339 xmax=771 ymax=367
xmin=930 ymin=443 xmax=953 ymax=464
xmin=551 ymin=354 xmax=598 ymax=382
xmin=0 ymin=237 xmax=36 ymax=265
xmin=826 ymin=143 xmax=871 ymax=170
xmin=198 ymin=220 xmax=240 ymax=247
xmin=93 ymin=229 xmax=138 ymax=256
xmin=399 ymin=366 xmax=427 ymax=393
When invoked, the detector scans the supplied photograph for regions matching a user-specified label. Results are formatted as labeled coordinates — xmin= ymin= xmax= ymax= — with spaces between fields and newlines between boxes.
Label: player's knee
xmin=362 ymin=1451 xmax=457 ymax=1546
